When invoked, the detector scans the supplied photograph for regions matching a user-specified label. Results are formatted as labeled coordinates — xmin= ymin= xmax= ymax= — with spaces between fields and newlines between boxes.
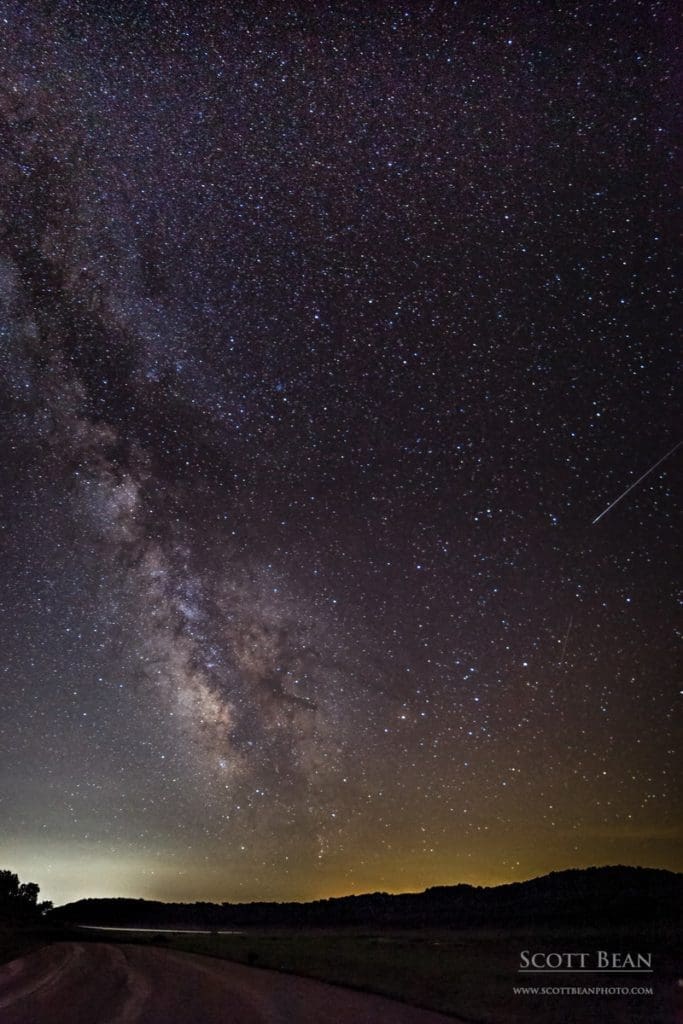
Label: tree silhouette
xmin=0 ymin=870 xmax=52 ymax=921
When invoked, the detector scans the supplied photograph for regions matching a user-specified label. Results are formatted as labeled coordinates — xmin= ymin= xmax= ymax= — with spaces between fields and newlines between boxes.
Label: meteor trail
xmin=559 ymin=614 xmax=574 ymax=667
xmin=592 ymin=440 xmax=681 ymax=525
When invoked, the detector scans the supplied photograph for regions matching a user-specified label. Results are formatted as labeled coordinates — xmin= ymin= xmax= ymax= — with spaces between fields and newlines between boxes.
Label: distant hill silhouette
xmin=49 ymin=866 xmax=682 ymax=930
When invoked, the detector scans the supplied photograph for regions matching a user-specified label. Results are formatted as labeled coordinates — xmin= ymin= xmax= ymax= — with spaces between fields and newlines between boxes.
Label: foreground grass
xmin=99 ymin=923 xmax=680 ymax=1023
xmin=1 ymin=923 xmax=679 ymax=1022
xmin=0 ymin=924 xmax=68 ymax=966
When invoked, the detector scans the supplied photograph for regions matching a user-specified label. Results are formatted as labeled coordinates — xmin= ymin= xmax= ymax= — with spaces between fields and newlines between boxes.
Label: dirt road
xmin=0 ymin=942 xmax=457 ymax=1023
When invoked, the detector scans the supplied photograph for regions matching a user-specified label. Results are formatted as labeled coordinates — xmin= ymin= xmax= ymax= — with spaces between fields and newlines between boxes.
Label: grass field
xmin=1 ymin=923 xmax=680 ymax=1023
xmin=85 ymin=923 xmax=682 ymax=1023
xmin=0 ymin=925 xmax=63 ymax=966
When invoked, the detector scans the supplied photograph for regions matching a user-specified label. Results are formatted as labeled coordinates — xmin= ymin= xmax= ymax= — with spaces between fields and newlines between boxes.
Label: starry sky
xmin=0 ymin=1 xmax=680 ymax=908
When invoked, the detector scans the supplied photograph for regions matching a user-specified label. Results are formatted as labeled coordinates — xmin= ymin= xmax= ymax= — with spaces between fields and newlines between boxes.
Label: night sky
xmin=1 ymin=1 xmax=680 ymax=908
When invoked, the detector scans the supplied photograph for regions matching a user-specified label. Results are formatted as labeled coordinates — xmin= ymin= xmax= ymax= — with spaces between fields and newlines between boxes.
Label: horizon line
xmin=49 ymin=862 xmax=682 ymax=908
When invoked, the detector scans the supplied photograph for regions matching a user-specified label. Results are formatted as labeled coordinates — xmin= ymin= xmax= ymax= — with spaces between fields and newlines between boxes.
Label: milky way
xmin=0 ymin=1 xmax=680 ymax=904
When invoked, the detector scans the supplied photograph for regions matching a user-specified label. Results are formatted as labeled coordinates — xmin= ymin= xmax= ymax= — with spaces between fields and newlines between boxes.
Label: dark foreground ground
xmin=0 ymin=925 xmax=680 ymax=1023
xmin=0 ymin=941 xmax=456 ymax=1024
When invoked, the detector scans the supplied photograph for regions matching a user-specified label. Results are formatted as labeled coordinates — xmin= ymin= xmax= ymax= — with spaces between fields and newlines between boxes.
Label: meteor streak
xmin=559 ymin=614 xmax=574 ymax=667
xmin=592 ymin=441 xmax=681 ymax=525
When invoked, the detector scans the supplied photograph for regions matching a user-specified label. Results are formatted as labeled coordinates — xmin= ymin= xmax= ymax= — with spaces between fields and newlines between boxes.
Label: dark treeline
xmin=0 ymin=870 xmax=52 ymax=923
xmin=49 ymin=866 xmax=681 ymax=930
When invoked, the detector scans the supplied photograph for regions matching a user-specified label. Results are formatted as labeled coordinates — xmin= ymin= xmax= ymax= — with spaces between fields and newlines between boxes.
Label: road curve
xmin=0 ymin=942 xmax=458 ymax=1023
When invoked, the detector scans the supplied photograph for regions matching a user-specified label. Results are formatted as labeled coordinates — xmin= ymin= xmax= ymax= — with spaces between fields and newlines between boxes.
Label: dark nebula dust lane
xmin=0 ymin=1 xmax=680 ymax=905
